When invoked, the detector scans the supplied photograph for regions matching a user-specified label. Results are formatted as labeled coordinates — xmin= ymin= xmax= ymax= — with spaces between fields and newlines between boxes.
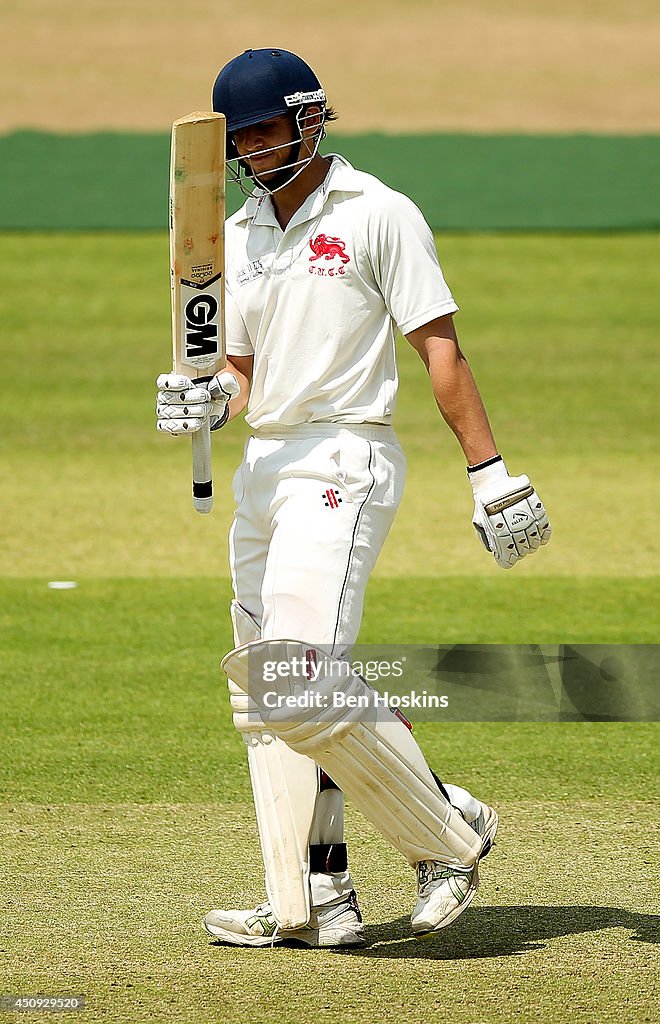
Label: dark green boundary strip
xmin=1 ymin=131 xmax=658 ymax=230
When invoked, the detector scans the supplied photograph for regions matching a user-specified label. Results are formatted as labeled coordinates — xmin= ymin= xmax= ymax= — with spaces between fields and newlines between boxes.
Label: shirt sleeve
xmin=225 ymin=285 xmax=254 ymax=357
xmin=367 ymin=189 xmax=458 ymax=335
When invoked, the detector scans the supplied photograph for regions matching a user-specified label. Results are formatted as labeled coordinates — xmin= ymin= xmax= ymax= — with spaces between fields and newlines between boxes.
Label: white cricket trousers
xmin=229 ymin=424 xmax=406 ymax=649
xmin=228 ymin=424 xmax=406 ymax=907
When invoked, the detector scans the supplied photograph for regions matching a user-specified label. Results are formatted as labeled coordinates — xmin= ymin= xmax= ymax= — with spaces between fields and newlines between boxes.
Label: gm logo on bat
xmin=180 ymin=274 xmax=222 ymax=369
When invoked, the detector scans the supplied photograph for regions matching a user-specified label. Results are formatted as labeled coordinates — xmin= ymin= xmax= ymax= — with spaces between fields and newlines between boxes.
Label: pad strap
xmin=309 ymin=843 xmax=348 ymax=873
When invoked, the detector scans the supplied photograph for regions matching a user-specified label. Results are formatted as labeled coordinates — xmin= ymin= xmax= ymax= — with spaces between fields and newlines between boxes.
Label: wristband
xmin=467 ymin=454 xmax=503 ymax=474
xmin=467 ymin=454 xmax=509 ymax=494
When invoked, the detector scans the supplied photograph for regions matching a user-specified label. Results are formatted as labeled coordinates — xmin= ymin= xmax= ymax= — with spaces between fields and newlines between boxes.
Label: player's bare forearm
xmin=430 ymin=345 xmax=497 ymax=464
xmin=406 ymin=316 xmax=497 ymax=465
xmin=225 ymin=356 xmax=253 ymax=421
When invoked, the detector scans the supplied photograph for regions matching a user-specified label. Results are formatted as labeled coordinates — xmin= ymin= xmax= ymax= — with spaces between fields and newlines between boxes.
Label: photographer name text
xmin=262 ymin=690 xmax=448 ymax=710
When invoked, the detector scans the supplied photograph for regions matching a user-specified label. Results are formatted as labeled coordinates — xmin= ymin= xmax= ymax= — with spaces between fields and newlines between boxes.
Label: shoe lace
xmin=417 ymin=860 xmax=472 ymax=897
xmin=245 ymin=902 xmax=278 ymax=939
xmin=250 ymin=901 xmax=279 ymax=947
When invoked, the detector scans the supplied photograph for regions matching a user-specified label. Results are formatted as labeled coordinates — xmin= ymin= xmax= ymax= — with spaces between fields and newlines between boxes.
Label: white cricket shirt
xmin=225 ymin=155 xmax=458 ymax=429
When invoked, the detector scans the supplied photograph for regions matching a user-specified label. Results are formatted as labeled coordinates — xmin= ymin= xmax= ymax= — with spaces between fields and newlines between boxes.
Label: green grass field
xmin=1 ymin=233 xmax=658 ymax=1023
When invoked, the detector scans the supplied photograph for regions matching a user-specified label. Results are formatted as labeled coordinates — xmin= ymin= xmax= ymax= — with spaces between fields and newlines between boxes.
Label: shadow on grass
xmin=343 ymin=905 xmax=659 ymax=959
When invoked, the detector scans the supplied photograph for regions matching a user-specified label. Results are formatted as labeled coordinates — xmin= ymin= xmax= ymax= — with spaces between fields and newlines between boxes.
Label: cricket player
xmin=156 ymin=48 xmax=551 ymax=948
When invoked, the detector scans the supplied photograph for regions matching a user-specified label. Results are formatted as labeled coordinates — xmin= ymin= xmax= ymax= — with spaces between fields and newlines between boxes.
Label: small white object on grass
xmin=47 ymin=581 xmax=78 ymax=590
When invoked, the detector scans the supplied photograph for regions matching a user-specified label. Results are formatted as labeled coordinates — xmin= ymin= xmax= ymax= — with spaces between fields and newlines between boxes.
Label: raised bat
xmin=169 ymin=110 xmax=226 ymax=513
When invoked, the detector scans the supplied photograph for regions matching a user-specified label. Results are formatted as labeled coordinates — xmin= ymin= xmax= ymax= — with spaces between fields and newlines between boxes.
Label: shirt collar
xmin=235 ymin=154 xmax=363 ymax=226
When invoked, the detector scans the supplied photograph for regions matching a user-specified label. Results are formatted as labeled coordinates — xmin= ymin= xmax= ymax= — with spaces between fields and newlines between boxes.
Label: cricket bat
xmin=169 ymin=111 xmax=226 ymax=514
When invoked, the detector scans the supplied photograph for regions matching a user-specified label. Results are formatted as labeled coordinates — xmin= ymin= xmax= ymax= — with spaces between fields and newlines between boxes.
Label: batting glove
xmin=156 ymin=371 xmax=239 ymax=435
xmin=468 ymin=455 xmax=551 ymax=569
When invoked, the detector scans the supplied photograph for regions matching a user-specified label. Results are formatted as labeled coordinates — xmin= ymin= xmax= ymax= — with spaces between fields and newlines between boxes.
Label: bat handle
xmin=192 ymin=421 xmax=213 ymax=513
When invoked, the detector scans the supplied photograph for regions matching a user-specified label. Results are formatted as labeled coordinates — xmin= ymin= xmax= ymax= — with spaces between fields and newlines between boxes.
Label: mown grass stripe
xmin=1 ymin=131 xmax=658 ymax=230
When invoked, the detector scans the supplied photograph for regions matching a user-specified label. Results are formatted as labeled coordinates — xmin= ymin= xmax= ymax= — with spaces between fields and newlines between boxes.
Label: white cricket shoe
xmin=204 ymin=890 xmax=365 ymax=948
xmin=411 ymin=800 xmax=499 ymax=935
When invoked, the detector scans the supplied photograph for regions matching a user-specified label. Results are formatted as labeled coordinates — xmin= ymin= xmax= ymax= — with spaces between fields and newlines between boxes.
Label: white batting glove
xmin=468 ymin=456 xmax=551 ymax=569
xmin=156 ymin=371 xmax=239 ymax=435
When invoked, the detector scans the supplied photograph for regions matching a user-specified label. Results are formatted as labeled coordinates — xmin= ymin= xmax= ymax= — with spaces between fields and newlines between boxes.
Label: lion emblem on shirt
xmin=309 ymin=234 xmax=351 ymax=264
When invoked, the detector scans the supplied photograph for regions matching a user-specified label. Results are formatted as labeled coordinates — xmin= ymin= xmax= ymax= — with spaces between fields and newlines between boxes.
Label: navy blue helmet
xmin=212 ymin=48 xmax=328 ymax=194
xmin=213 ymin=48 xmax=326 ymax=135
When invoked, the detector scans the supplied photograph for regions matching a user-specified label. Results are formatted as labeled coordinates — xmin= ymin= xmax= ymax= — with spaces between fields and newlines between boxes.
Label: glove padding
xmin=156 ymin=371 xmax=239 ymax=435
xmin=472 ymin=472 xmax=551 ymax=569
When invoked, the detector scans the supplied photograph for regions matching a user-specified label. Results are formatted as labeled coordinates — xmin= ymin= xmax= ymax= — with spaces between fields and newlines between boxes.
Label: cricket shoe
xmin=204 ymin=890 xmax=365 ymax=948
xmin=411 ymin=800 xmax=499 ymax=936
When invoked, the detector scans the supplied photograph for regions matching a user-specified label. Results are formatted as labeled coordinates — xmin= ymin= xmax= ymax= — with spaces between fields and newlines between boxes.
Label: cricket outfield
xmin=0 ymin=231 xmax=657 ymax=1022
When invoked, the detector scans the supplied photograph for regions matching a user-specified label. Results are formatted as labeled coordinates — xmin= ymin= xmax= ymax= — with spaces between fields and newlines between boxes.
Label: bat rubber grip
xmin=192 ymin=421 xmax=213 ymax=514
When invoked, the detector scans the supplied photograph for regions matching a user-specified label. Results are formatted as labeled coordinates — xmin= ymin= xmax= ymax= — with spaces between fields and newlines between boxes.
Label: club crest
xmin=309 ymin=234 xmax=350 ymax=264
